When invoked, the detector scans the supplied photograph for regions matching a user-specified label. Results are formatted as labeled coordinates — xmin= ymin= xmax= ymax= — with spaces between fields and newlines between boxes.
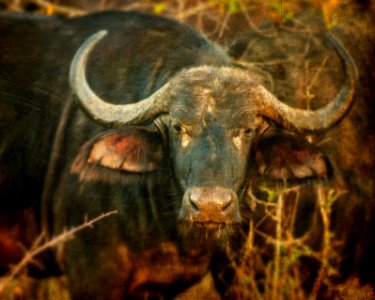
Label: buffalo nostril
xmin=187 ymin=188 xmax=236 ymax=214
xmin=221 ymin=193 xmax=233 ymax=211
xmin=189 ymin=191 xmax=200 ymax=212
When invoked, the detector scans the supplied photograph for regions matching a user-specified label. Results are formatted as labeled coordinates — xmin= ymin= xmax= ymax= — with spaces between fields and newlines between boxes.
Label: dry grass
xmin=235 ymin=185 xmax=338 ymax=299
xmin=221 ymin=184 xmax=374 ymax=300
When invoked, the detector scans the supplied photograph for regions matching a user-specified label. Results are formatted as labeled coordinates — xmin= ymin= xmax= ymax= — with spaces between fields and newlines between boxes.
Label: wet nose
xmin=183 ymin=187 xmax=239 ymax=223
xmin=189 ymin=188 xmax=234 ymax=213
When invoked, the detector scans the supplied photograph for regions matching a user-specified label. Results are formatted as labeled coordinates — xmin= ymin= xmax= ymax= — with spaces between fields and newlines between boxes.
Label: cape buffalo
xmin=0 ymin=10 xmax=357 ymax=299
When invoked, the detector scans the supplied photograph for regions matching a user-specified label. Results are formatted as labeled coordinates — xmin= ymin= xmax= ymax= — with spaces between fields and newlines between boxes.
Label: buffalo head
xmin=69 ymin=30 xmax=357 ymax=237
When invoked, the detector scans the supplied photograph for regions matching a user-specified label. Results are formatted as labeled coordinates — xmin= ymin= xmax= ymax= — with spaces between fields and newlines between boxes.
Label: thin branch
xmin=175 ymin=1 xmax=217 ymax=21
xmin=0 ymin=210 xmax=117 ymax=295
xmin=218 ymin=10 xmax=231 ymax=39
xmin=306 ymin=55 xmax=329 ymax=109
xmin=32 ymin=0 xmax=86 ymax=16
xmin=237 ymin=0 xmax=267 ymax=36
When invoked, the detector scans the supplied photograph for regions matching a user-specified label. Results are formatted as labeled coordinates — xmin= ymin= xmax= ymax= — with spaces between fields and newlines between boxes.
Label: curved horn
xmin=69 ymin=30 xmax=171 ymax=127
xmin=255 ymin=32 xmax=358 ymax=133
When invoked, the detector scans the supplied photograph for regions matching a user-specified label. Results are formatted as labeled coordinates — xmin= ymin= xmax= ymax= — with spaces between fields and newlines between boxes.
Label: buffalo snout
xmin=180 ymin=187 xmax=240 ymax=229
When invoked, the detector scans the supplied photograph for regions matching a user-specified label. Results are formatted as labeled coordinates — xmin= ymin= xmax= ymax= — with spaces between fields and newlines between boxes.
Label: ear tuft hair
xmin=71 ymin=127 xmax=165 ymax=184
xmin=255 ymin=134 xmax=331 ymax=181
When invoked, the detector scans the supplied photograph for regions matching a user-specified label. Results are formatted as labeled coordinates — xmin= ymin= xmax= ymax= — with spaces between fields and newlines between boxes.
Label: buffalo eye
xmin=244 ymin=128 xmax=253 ymax=137
xmin=242 ymin=127 xmax=256 ymax=140
xmin=173 ymin=124 xmax=183 ymax=134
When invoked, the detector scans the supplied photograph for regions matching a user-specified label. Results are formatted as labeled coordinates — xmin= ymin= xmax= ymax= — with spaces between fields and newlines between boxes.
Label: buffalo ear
xmin=254 ymin=134 xmax=331 ymax=181
xmin=72 ymin=127 xmax=164 ymax=182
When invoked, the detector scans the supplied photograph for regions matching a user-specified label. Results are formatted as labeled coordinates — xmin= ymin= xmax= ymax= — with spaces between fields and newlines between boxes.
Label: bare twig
xmin=305 ymin=55 xmax=329 ymax=109
xmin=237 ymin=0 xmax=264 ymax=35
xmin=31 ymin=0 xmax=86 ymax=16
xmin=271 ymin=192 xmax=283 ymax=300
xmin=244 ymin=220 xmax=262 ymax=299
xmin=119 ymin=2 xmax=153 ymax=12
xmin=175 ymin=1 xmax=217 ymax=21
xmin=218 ymin=10 xmax=230 ymax=39
xmin=310 ymin=186 xmax=345 ymax=300
xmin=0 ymin=210 xmax=117 ymax=294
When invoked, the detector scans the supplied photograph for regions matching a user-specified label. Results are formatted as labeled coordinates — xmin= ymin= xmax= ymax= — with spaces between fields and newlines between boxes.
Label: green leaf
xmin=259 ymin=184 xmax=279 ymax=202
xmin=153 ymin=2 xmax=167 ymax=14
xmin=243 ymin=275 xmax=250 ymax=284
xmin=228 ymin=0 xmax=239 ymax=14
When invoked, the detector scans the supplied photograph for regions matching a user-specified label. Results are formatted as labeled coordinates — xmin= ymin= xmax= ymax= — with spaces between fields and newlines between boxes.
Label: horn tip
xmin=97 ymin=29 xmax=108 ymax=39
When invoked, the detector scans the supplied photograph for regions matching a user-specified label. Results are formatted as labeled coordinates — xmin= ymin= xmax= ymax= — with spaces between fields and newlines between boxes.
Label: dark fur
xmin=0 ymin=11 xmax=231 ymax=298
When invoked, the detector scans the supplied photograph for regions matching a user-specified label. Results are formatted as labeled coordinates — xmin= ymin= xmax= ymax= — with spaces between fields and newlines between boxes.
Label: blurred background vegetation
xmin=0 ymin=0 xmax=374 ymax=44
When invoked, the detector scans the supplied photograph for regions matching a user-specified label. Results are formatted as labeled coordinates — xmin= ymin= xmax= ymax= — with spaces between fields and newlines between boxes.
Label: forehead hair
xmin=173 ymin=66 xmax=259 ymax=97
xmin=169 ymin=66 xmax=262 ymax=126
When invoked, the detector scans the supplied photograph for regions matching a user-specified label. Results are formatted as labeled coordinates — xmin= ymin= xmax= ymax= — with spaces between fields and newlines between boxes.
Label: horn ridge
xmin=69 ymin=30 xmax=170 ymax=127
xmin=256 ymin=32 xmax=358 ymax=133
